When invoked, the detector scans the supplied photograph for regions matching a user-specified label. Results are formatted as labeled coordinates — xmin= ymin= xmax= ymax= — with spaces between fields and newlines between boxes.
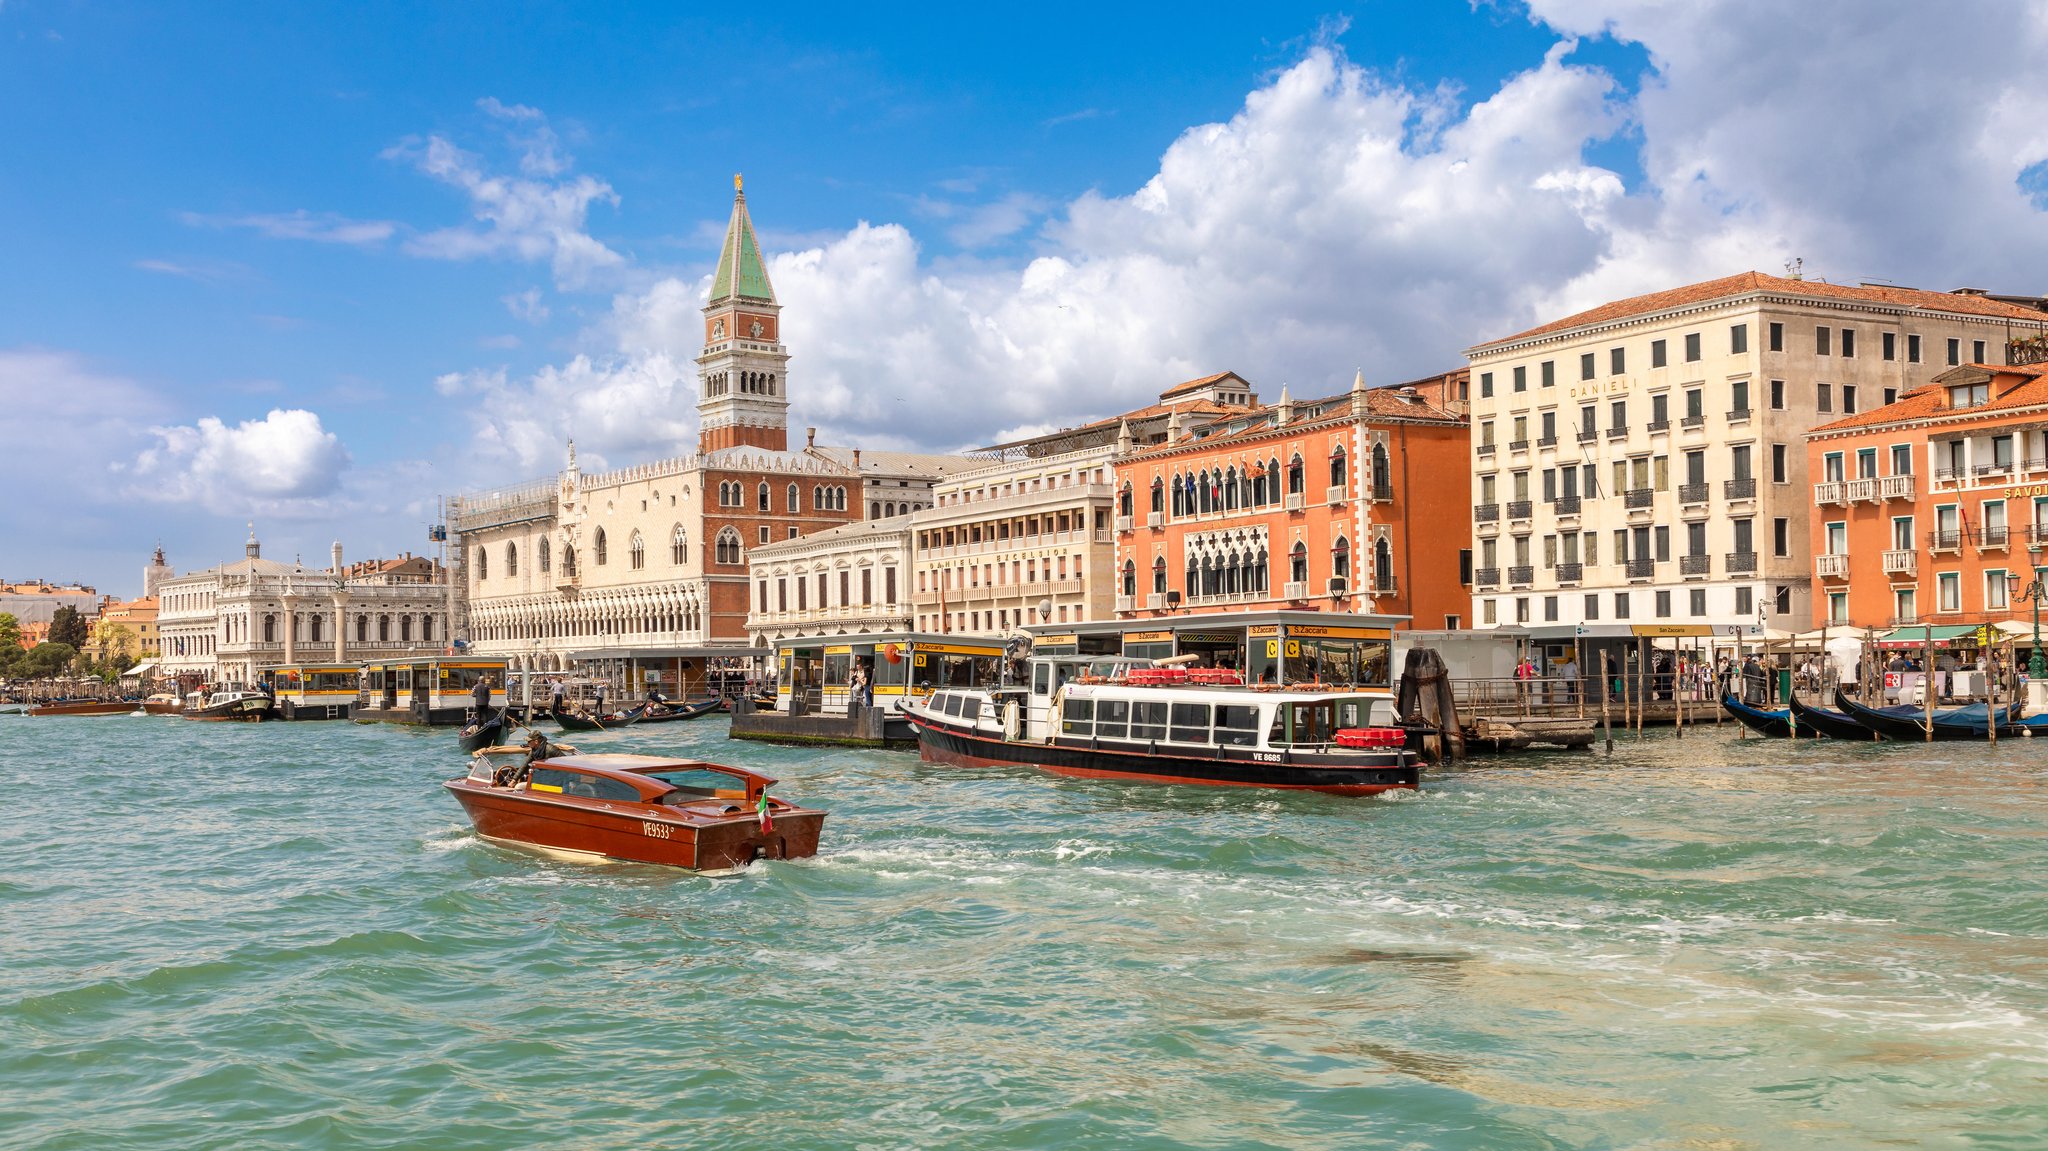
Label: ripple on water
xmin=2 ymin=718 xmax=2048 ymax=1148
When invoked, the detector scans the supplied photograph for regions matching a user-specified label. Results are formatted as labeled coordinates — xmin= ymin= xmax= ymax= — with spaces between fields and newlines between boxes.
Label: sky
xmin=5 ymin=1 xmax=2048 ymax=596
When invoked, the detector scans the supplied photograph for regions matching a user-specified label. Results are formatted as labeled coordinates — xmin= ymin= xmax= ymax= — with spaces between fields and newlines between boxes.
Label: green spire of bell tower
xmin=709 ymin=173 xmax=775 ymax=304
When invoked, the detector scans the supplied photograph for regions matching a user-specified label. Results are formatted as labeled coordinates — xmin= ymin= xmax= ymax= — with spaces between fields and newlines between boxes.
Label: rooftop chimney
xmin=331 ymin=541 xmax=344 ymax=574
xmin=807 ymin=427 xmax=817 ymax=448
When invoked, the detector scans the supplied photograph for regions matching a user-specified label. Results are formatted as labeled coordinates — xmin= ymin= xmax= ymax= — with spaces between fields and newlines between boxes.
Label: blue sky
xmin=5 ymin=1 xmax=2047 ymax=594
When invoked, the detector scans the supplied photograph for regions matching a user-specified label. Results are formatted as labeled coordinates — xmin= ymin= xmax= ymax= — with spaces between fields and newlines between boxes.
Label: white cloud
xmin=126 ymin=408 xmax=352 ymax=515
xmin=388 ymin=102 xmax=623 ymax=288
xmin=502 ymin=286 xmax=550 ymax=323
xmin=181 ymin=209 xmax=397 ymax=246
xmin=434 ymin=353 xmax=696 ymax=474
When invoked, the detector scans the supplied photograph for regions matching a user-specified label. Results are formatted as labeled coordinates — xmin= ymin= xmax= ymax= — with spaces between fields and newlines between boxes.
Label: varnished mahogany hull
xmin=446 ymin=783 xmax=824 ymax=872
xmin=27 ymin=701 xmax=134 ymax=717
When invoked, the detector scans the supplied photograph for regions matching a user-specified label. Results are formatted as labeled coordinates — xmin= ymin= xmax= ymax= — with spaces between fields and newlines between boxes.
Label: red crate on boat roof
xmin=1335 ymin=727 xmax=1406 ymax=749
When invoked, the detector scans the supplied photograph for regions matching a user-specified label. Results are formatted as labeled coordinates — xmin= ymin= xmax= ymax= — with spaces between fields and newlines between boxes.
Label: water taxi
xmin=445 ymin=750 xmax=826 ymax=872
xmin=25 ymin=699 xmax=135 ymax=717
xmin=905 ymin=655 xmax=1419 ymax=795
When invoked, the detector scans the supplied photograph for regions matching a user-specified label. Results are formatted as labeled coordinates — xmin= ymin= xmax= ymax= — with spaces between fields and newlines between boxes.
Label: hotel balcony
xmin=1624 ymin=488 xmax=1656 ymax=509
xmin=1726 ymin=407 xmax=1752 ymax=424
xmin=1536 ymin=434 xmax=1558 ymax=448
xmin=1933 ymin=465 xmax=1963 ymax=486
xmin=1147 ymin=511 xmax=1164 ymax=530
xmin=1888 ymin=615 xmax=1922 ymax=628
xmin=1973 ymin=462 xmax=2017 ymax=481
xmin=1474 ymin=567 xmax=1500 ymax=588
xmin=1928 ymin=530 xmax=1963 ymax=553
xmin=1724 ymin=478 xmax=1758 ymax=502
xmin=1814 ymin=480 xmax=1846 ymax=505
xmin=1553 ymin=495 xmax=1582 ymax=520
xmin=1507 ymin=500 xmax=1533 ymax=522
xmin=1625 ymin=558 xmax=1655 ymax=581
xmin=1368 ymin=574 xmax=1399 ymax=596
xmin=1977 ymin=526 xmax=2010 ymax=550
xmin=1605 ymin=426 xmax=1629 ymax=441
xmin=1576 ymin=429 xmax=1599 ymax=444
xmin=1647 ymin=418 xmax=1670 ymax=434
xmin=1679 ymin=482 xmax=1709 ymax=506
xmin=1846 ymin=477 xmax=1879 ymax=502
xmin=1816 ymin=553 xmax=1849 ymax=580
xmin=1508 ymin=439 xmax=1530 ymax=454
xmin=2028 ymin=524 xmax=2048 ymax=547
xmin=1474 ymin=502 xmax=1501 ymax=523
xmin=1681 ymin=554 xmax=1713 ymax=579
xmin=1477 ymin=442 xmax=1497 ymax=458
xmin=1726 ymin=551 xmax=1758 ymax=574
xmin=1879 ymin=474 xmax=1916 ymax=500
xmin=1883 ymin=550 xmax=1917 ymax=575
xmin=1680 ymin=413 xmax=1706 ymax=429
xmin=1507 ymin=565 xmax=1535 ymax=587
xmin=1554 ymin=562 xmax=1582 ymax=586
xmin=1146 ymin=593 xmax=1169 ymax=610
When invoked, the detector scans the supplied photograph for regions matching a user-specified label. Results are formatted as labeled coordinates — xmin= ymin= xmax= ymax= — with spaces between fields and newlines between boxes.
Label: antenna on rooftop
xmin=1785 ymin=257 xmax=1804 ymax=282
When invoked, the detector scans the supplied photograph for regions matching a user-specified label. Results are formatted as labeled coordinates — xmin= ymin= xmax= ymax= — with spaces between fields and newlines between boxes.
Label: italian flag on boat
xmin=758 ymin=791 xmax=773 ymax=832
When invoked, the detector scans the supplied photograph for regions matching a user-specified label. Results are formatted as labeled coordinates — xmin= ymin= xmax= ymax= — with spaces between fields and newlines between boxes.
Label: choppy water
xmin=2 ymin=713 xmax=2045 ymax=1149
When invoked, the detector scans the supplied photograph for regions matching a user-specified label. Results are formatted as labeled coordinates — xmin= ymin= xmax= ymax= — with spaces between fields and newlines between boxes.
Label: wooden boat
xmin=181 ymin=689 xmax=275 ymax=722
xmin=634 ymin=697 xmax=727 ymax=724
xmin=1833 ymin=688 xmax=2021 ymax=741
xmin=1787 ymin=695 xmax=1880 ymax=740
xmin=26 ymin=699 xmax=135 ymax=717
xmin=551 ymin=703 xmax=642 ymax=732
xmin=458 ymin=710 xmax=520 ymax=753
xmin=1720 ymin=694 xmax=1795 ymax=737
xmin=444 ymin=750 xmax=825 ymax=872
xmin=905 ymin=655 xmax=1419 ymax=796
xmin=142 ymin=693 xmax=184 ymax=715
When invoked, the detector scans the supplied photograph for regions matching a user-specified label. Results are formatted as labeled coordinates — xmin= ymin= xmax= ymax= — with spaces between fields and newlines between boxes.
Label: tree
xmin=0 ymin=612 xmax=20 ymax=651
xmin=48 ymin=606 xmax=88 ymax=650
xmin=25 ymin=642 xmax=77 ymax=678
xmin=95 ymin=623 xmax=137 ymax=672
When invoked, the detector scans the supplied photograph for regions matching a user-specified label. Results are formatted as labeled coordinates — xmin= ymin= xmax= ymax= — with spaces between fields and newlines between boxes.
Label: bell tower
xmin=697 ymin=175 xmax=790 ymax=454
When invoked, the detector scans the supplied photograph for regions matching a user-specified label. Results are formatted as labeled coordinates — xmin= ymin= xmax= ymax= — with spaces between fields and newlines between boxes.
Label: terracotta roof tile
xmin=1477 ymin=272 xmax=2048 ymax=350
xmin=1810 ymin=364 xmax=2048 ymax=435
xmin=1158 ymin=371 xmax=1239 ymax=398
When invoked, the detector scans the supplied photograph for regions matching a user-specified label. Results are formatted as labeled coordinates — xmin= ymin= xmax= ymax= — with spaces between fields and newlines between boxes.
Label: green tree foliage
xmin=48 ymin=606 xmax=89 ymax=650
xmin=96 ymin=623 xmax=137 ymax=672
xmin=24 ymin=642 xmax=77 ymax=678
xmin=0 ymin=611 xmax=21 ymax=650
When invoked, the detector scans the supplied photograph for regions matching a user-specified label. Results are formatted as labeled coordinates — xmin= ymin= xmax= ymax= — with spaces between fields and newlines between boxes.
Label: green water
xmin=1 ymin=715 xmax=2044 ymax=1149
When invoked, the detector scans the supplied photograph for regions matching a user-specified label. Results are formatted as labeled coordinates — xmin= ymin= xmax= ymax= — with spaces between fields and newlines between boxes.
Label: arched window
xmin=262 ymin=614 xmax=275 ymax=643
xmin=356 ymin=614 xmax=368 ymax=642
xmin=629 ymin=531 xmax=645 ymax=570
xmin=1329 ymin=447 xmax=1347 ymax=489
xmin=671 ymin=525 xmax=688 ymax=565
xmin=1251 ymin=463 xmax=1268 ymax=506
xmin=594 ymin=528 xmax=608 ymax=566
xmin=1287 ymin=455 xmax=1305 ymax=496
xmin=562 ymin=545 xmax=577 ymax=577
xmin=378 ymin=614 xmax=391 ymax=642
xmin=421 ymin=615 xmax=433 ymax=642
xmin=1372 ymin=443 xmax=1391 ymax=497
xmin=715 ymin=528 xmax=743 ymax=565
xmin=1121 ymin=559 xmax=1136 ymax=596
xmin=787 ymin=483 xmax=798 ymax=511
xmin=759 ymin=482 xmax=770 ymax=511
xmin=1171 ymin=473 xmax=1185 ymax=518
xmin=400 ymin=615 xmax=413 ymax=642
xmin=1332 ymin=537 xmax=1351 ymax=590
xmin=1152 ymin=556 xmax=1167 ymax=594
xmin=1375 ymin=538 xmax=1394 ymax=590
xmin=475 ymin=547 xmax=488 ymax=582
xmin=506 ymin=542 xmax=518 ymax=578
xmin=538 ymin=536 xmax=551 ymax=573
xmin=1223 ymin=467 xmax=1238 ymax=511
xmin=310 ymin=615 xmax=323 ymax=643
xmin=1290 ymin=542 xmax=1309 ymax=584
xmin=1118 ymin=483 xmax=1133 ymax=517
xmin=1267 ymin=458 xmax=1282 ymax=503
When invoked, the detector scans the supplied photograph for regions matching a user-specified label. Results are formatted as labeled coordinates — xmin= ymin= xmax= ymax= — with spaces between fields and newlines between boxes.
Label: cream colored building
xmin=1464 ymin=271 xmax=2048 ymax=642
xmin=744 ymin=514 xmax=914 ymax=643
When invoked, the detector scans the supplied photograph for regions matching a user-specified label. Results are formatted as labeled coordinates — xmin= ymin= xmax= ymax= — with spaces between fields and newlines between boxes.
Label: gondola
xmin=634 ymin=697 xmax=727 ymax=724
xmin=1833 ymin=688 xmax=2022 ymax=741
xmin=1787 ymin=695 xmax=1882 ymax=740
xmin=551 ymin=703 xmax=643 ymax=732
xmin=1720 ymin=694 xmax=1796 ymax=737
xmin=458 ymin=709 xmax=521 ymax=753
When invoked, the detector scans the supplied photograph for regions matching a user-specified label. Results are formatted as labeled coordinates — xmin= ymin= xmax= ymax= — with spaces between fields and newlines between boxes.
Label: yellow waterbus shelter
xmin=354 ymin=655 xmax=508 ymax=725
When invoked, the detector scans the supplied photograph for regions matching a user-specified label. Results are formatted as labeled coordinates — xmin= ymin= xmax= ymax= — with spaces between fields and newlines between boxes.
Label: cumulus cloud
xmin=446 ymin=4 xmax=2048 ymax=476
xmin=127 ymin=408 xmax=352 ymax=515
xmin=434 ymin=353 xmax=697 ymax=473
xmin=387 ymin=101 xmax=623 ymax=288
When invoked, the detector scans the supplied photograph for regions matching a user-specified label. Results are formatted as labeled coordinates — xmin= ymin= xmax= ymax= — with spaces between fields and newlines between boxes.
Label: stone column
xmin=333 ymin=592 xmax=350 ymax=662
xmin=281 ymin=595 xmax=299 ymax=666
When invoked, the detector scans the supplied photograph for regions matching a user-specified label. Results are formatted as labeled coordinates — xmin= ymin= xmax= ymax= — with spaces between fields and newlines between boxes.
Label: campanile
xmin=696 ymin=175 xmax=791 ymax=453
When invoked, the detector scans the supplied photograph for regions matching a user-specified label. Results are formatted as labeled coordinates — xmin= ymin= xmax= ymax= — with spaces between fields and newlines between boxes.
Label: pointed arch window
xmin=629 ymin=531 xmax=645 ymax=570
xmin=1375 ymin=538 xmax=1394 ymax=591
xmin=475 ymin=547 xmax=488 ymax=582
xmin=562 ymin=545 xmax=577 ymax=577
xmin=1290 ymin=541 xmax=1309 ymax=584
xmin=787 ymin=483 xmax=799 ymax=512
xmin=671 ymin=525 xmax=688 ymax=565
xmin=1152 ymin=555 xmax=1168 ymax=594
xmin=1287 ymin=455 xmax=1305 ymax=496
xmin=1118 ymin=483 xmax=1133 ymax=517
xmin=539 ymin=536 xmax=551 ymax=573
xmin=1268 ymin=458 xmax=1282 ymax=503
xmin=1372 ymin=443 xmax=1392 ymax=497
xmin=594 ymin=528 xmax=608 ymax=566
xmin=715 ymin=528 xmax=743 ymax=566
xmin=1223 ymin=467 xmax=1239 ymax=511
xmin=1329 ymin=446 xmax=1347 ymax=489
xmin=506 ymin=542 xmax=518 ymax=578
xmin=1121 ymin=559 xmax=1136 ymax=596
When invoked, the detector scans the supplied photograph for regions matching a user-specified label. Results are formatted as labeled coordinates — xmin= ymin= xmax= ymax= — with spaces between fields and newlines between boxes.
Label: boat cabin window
xmin=941 ymin=693 xmax=964 ymax=717
xmin=308 ymin=671 xmax=355 ymax=692
xmin=1334 ymin=697 xmax=1374 ymax=728
xmin=1214 ymin=704 xmax=1262 ymax=747
xmin=1131 ymin=700 xmax=1167 ymax=740
xmin=1273 ymin=701 xmax=1344 ymax=746
xmin=640 ymin=767 xmax=749 ymax=800
xmin=921 ymin=651 xmax=999 ymax=690
xmin=1033 ymin=663 xmax=1051 ymax=695
xmin=1167 ymin=702 xmax=1212 ymax=744
xmin=530 ymin=768 xmax=642 ymax=802
xmin=440 ymin=665 xmax=495 ymax=694
xmin=1094 ymin=698 xmax=1130 ymax=739
xmin=1061 ymin=696 xmax=1092 ymax=736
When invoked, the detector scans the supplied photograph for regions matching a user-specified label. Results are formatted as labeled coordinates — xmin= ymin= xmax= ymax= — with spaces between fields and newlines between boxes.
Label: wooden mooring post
xmin=1599 ymin=649 xmax=1613 ymax=754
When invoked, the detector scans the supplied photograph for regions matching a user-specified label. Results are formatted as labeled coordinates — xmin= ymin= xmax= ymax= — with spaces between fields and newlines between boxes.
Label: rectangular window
xmin=1730 ymin=323 xmax=1748 ymax=354
xmin=1687 ymin=521 xmax=1707 ymax=556
xmin=1611 ymin=347 xmax=1626 ymax=375
xmin=1842 ymin=384 xmax=1858 ymax=414
xmin=1654 ymin=525 xmax=1670 ymax=562
xmin=1891 ymin=444 xmax=1912 ymax=474
xmin=1615 ymin=592 xmax=1631 ymax=620
xmin=1769 ymin=322 xmax=1783 ymax=351
xmin=1652 ymin=393 xmax=1668 ymax=426
xmin=1483 ymin=599 xmax=1497 ymax=625
xmin=1655 ymin=590 xmax=1671 ymax=618
xmin=1585 ymin=594 xmax=1600 ymax=620
xmin=1883 ymin=387 xmax=1897 ymax=405
xmin=1948 ymin=337 xmax=1961 ymax=366
xmin=1772 ymin=443 xmax=1787 ymax=483
xmin=1541 ymin=360 xmax=1556 ymax=388
xmin=1841 ymin=328 xmax=1856 ymax=358
xmin=1651 ymin=338 xmax=1668 ymax=368
xmin=1975 ymin=339 xmax=1987 ymax=363
xmin=1544 ymin=595 xmax=1559 ymax=622
xmin=1614 ymin=528 xmax=1629 ymax=561
xmin=1774 ymin=518 xmax=1789 ymax=556
xmin=1541 ymin=410 xmax=1556 ymax=441
xmin=1731 ymin=379 xmax=1750 ymax=413
xmin=1987 ymin=570 xmax=2010 ymax=611
xmin=1513 ymin=365 xmax=1527 ymax=392
xmin=1690 ymin=588 xmax=1707 ymax=616
xmin=1610 ymin=399 xmax=1626 ymax=430
xmin=1908 ymin=333 xmax=1921 ymax=362
xmin=1542 ymin=468 xmax=1557 ymax=501
xmin=1685 ymin=388 xmax=1703 ymax=419
xmin=1736 ymin=586 xmax=1753 ymax=616
xmin=1581 ymin=352 xmax=1596 ymax=381
xmin=1816 ymin=326 xmax=1831 ymax=355
xmin=1684 ymin=332 xmax=1701 ymax=362
xmin=1731 ymin=444 xmax=1753 ymax=481
xmin=1938 ymin=572 xmax=1961 ymax=613
xmin=1818 ymin=382 xmax=1833 ymax=412
xmin=1882 ymin=331 xmax=1896 ymax=361
xmin=1543 ymin=534 xmax=1557 ymax=566
xmin=1734 ymin=518 xmax=1754 ymax=555
xmin=1479 ymin=371 xmax=1494 ymax=398
xmin=1770 ymin=379 xmax=1785 ymax=409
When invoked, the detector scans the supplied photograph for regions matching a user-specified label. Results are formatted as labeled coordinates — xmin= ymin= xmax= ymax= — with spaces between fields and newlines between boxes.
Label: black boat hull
xmin=1720 ymin=695 xmax=1795 ymax=737
xmin=550 ymin=704 xmax=641 ymax=732
xmin=1833 ymin=689 xmax=2021 ymax=741
xmin=1786 ymin=697 xmax=1879 ymax=740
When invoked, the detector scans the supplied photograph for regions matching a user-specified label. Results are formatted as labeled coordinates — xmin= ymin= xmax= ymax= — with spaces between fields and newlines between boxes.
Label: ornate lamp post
xmin=2008 ymin=568 xmax=2048 ymax=680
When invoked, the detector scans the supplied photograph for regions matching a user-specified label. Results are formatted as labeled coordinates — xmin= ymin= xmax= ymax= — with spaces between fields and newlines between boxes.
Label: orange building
xmin=1112 ymin=370 xmax=1470 ymax=631
xmin=1806 ymin=356 xmax=2048 ymax=635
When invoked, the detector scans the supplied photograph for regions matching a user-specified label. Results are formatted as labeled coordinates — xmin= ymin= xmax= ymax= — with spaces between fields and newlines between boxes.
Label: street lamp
xmin=2007 ymin=568 xmax=2048 ymax=679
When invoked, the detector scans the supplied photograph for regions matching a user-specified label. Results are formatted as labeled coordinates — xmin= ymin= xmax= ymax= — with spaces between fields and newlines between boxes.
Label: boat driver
xmin=514 ymin=729 xmax=558 ymax=783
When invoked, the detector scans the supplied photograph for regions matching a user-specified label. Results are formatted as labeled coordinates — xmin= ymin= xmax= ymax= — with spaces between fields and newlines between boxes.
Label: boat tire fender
xmin=281 ymin=700 xmax=295 ymax=721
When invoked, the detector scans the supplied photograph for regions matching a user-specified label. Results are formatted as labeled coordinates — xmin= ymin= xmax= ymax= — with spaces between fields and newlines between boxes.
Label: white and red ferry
xmin=904 ymin=656 xmax=1419 ymax=796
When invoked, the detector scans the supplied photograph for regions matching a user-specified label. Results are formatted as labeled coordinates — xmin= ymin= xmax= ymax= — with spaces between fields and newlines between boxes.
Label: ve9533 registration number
xmin=642 ymin=821 xmax=672 ymax=839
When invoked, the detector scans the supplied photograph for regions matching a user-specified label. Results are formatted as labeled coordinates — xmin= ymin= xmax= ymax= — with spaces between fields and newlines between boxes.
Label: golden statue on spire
xmin=734 ymin=172 xmax=743 ymax=192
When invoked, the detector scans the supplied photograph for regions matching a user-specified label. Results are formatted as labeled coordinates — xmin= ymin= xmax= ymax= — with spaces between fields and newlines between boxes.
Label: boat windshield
xmin=639 ymin=767 xmax=749 ymax=799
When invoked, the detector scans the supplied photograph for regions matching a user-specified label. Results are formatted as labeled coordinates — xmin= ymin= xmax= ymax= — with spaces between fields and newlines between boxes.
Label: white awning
xmin=123 ymin=661 xmax=159 ymax=676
